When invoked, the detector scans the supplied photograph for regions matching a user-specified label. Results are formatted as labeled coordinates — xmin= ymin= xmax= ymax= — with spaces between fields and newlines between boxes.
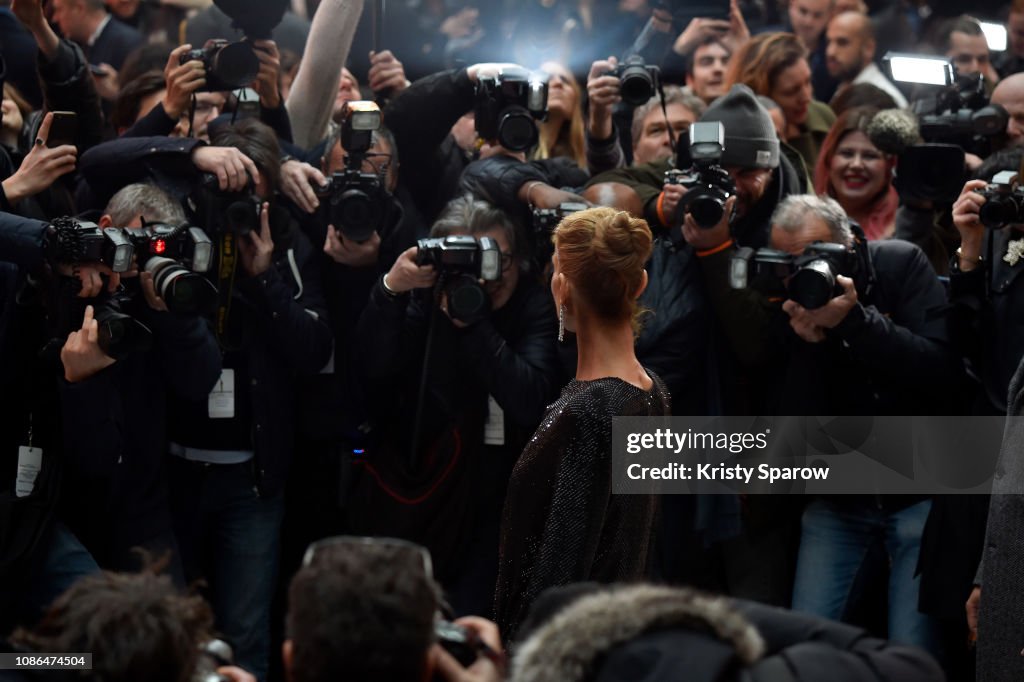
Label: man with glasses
xmin=286 ymin=536 xmax=503 ymax=682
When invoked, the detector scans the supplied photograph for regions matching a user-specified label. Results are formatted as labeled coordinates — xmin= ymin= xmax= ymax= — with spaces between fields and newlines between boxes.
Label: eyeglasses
xmin=362 ymin=152 xmax=392 ymax=176
xmin=501 ymin=251 xmax=515 ymax=272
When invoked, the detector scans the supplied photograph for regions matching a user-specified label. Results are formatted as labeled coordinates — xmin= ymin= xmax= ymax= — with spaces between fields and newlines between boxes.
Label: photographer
xmin=949 ymin=154 xmax=1024 ymax=415
xmin=351 ymin=195 xmax=560 ymax=616
xmin=285 ymin=537 xmax=503 ymax=682
xmin=584 ymin=78 xmax=706 ymax=175
xmin=5 ymin=569 xmax=255 ymax=682
xmin=591 ymin=85 xmax=802 ymax=245
xmin=74 ymin=120 xmax=332 ymax=680
xmin=120 ymin=39 xmax=294 ymax=143
xmin=55 ymin=183 xmax=221 ymax=583
xmin=690 ymin=193 xmax=955 ymax=614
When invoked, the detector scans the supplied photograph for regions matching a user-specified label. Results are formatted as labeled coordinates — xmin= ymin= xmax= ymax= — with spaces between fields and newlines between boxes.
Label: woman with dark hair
xmin=725 ymin=32 xmax=835 ymax=171
xmin=814 ymin=106 xmax=898 ymax=240
xmin=494 ymin=206 xmax=671 ymax=641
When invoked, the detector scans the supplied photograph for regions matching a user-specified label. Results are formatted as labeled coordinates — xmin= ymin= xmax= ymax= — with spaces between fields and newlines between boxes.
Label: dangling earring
xmin=558 ymin=304 xmax=566 ymax=343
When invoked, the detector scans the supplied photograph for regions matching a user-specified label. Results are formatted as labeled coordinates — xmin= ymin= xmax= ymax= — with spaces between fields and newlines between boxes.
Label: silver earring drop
xmin=558 ymin=304 xmax=565 ymax=342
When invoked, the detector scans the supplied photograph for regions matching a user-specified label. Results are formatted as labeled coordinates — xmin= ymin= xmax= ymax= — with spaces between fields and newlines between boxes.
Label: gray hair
xmin=630 ymin=86 xmax=707 ymax=148
xmin=771 ymin=194 xmax=854 ymax=247
xmin=103 ymin=183 xmax=187 ymax=226
xmin=431 ymin=194 xmax=519 ymax=256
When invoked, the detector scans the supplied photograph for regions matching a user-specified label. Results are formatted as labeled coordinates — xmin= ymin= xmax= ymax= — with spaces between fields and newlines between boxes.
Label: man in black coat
xmin=51 ymin=0 xmax=142 ymax=71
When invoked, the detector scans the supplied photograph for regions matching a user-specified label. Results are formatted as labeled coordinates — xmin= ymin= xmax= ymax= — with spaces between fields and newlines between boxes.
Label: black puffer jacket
xmin=511 ymin=584 xmax=943 ymax=682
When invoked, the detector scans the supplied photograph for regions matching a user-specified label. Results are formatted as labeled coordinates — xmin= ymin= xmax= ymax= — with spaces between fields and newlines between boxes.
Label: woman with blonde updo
xmin=494 ymin=206 xmax=671 ymax=641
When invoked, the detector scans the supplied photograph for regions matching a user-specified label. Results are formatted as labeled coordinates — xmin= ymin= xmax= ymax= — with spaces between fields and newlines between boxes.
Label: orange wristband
xmin=696 ymin=239 xmax=734 ymax=258
xmin=656 ymin=191 xmax=668 ymax=226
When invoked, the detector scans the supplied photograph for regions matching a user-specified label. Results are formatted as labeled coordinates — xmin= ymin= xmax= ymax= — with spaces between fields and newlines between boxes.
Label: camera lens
xmin=147 ymin=258 xmax=217 ymax=315
xmin=93 ymin=303 xmax=153 ymax=358
xmin=789 ymin=259 xmax=836 ymax=309
xmin=211 ymin=42 xmax=260 ymax=90
xmin=446 ymin=274 xmax=490 ymax=324
xmin=498 ymin=108 xmax=538 ymax=151
xmin=225 ymin=199 xmax=258 ymax=236
xmin=979 ymin=195 xmax=1022 ymax=228
xmin=619 ymin=67 xmax=655 ymax=106
xmin=689 ymin=194 xmax=726 ymax=229
xmin=335 ymin=188 xmax=379 ymax=242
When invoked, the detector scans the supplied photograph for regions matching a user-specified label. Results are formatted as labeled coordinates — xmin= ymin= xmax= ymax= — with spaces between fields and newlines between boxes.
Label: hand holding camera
xmin=280 ymin=159 xmax=326 ymax=214
xmin=781 ymin=275 xmax=858 ymax=342
xmin=251 ymin=40 xmax=282 ymax=108
xmin=586 ymin=57 xmax=620 ymax=140
xmin=238 ymin=203 xmax=274 ymax=276
xmin=192 ymin=146 xmax=261 ymax=192
xmin=432 ymin=616 xmax=505 ymax=682
xmin=324 ymin=224 xmax=381 ymax=268
xmin=384 ymin=246 xmax=438 ymax=294
xmin=61 ymin=305 xmax=117 ymax=383
xmin=368 ymin=50 xmax=409 ymax=95
xmin=681 ymin=193 xmax=735 ymax=251
xmin=952 ymin=178 xmax=989 ymax=270
xmin=164 ymin=44 xmax=207 ymax=119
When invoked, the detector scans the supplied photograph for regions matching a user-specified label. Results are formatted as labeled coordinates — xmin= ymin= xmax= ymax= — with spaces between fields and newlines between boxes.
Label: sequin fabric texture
xmin=494 ymin=369 xmax=671 ymax=640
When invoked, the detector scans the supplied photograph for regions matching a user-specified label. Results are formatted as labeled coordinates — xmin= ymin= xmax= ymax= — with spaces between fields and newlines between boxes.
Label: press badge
xmin=208 ymin=369 xmax=235 ymax=419
xmin=484 ymin=395 xmax=505 ymax=446
xmin=16 ymin=446 xmax=42 ymax=498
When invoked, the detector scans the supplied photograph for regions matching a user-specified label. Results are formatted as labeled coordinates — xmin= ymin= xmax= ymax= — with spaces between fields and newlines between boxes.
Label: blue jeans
xmin=792 ymin=498 xmax=939 ymax=656
xmin=169 ymin=459 xmax=284 ymax=682
xmin=20 ymin=522 xmax=100 ymax=623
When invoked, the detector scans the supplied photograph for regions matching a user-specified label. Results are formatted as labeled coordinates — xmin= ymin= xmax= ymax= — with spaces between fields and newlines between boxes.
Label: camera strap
xmin=409 ymin=284 xmax=441 ymax=470
xmin=656 ymin=78 xmax=678 ymax=154
xmin=215 ymin=231 xmax=238 ymax=349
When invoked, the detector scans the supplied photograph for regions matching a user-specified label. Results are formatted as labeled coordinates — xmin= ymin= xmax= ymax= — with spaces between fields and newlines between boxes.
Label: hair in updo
xmin=553 ymin=207 xmax=653 ymax=333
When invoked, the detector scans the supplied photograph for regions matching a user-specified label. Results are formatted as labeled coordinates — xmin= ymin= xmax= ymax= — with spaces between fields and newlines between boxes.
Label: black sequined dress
xmin=494 ymin=368 xmax=671 ymax=639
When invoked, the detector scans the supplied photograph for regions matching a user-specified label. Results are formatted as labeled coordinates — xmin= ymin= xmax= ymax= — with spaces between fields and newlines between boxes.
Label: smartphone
xmin=47 ymin=111 xmax=78 ymax=148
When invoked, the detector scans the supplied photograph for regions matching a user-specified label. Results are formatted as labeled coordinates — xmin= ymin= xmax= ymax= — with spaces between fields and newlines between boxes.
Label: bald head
xmin=826 ymin=12 xmax=876 ymax=83
xmin=993 ymin=73 xmax=1024 ymax=147
xmin=581 ymin=183 xmax=644 ymax=217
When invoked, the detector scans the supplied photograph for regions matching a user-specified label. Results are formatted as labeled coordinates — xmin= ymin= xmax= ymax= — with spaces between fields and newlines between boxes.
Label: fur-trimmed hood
xmin=511 ymin=584 xmax=765 ymax=682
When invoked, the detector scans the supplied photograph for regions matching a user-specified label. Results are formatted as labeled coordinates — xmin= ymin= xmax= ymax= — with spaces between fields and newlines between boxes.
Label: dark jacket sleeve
xmin=386 ymin=68 xmax=475 ymax=164
xmin=355 ymin=277 xmax=424 ymax=381
xmin=234 ymin=224 xmax=333 ymax=376
xmin=36 ymin=39 xmax=104 ymax=153
xmin=138 ymin=309 xmax=222 ymax=401
xmin=120 ymin=102 xmax=179 ymax=139
xmin=58 ymin=368 xmax=124 ymax=477
xmin=455 ymin=285 xmax=558 ymax=428
xmin=0 ymin=212 xmax=48 ymax=271
xmin=77 ymin=136 xmax=205 ymax=208
xmin=831 ymin=240 xmax=957 ymax=382
xmin=260 ymin=102 xmax=294 ymax=144
xmin=587 ymin=161 xmax=668 ymax=228
xmin=735 ymin=600 xmax=944 ymax=682
xmin=586 ymin=125 xmax=625 ymax=176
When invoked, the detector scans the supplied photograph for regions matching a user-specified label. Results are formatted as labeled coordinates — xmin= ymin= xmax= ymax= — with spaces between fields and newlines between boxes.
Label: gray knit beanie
xmin=699 ymin=84 xmax=780 ymax=169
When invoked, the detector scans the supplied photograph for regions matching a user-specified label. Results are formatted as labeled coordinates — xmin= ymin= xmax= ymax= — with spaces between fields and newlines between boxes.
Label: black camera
xmin=180 ymin=39 xmax=260 ymax=92
xmin=730 ymin=242 xmax=858 ymax=310
xmin=126 ymin=223 xmax=218 ymax=315
xmin=605 ymin=55 xmax=659 ymax=107
xmin=416 ymin=235 xmax=502 ymax=324
xmin=320 ymin=101 xmax=392 ymax=242
xmin=474 ymin=67 xmax=548 ymax=152
xmin=195 ymin=174 xmax=261 ymax=237
xmin=531 ymin=201 xmax=588 ymax=261
xmin=978 ymin=170 xmax=1024 ymax=228
xmin=46 ymin=217 xmax=135 ymax=272
xmin=667 ymin=121 xmax=735 ymax=229
xmin=91 ymin=291 xmax=154 ymax=359
xmin=435 ymin=621 xmax=495 ymax=667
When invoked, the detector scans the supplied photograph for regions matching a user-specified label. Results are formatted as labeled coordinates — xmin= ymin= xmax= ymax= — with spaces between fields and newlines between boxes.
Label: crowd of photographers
xmin=3 ymin=0 xmax=1024 ymax=679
